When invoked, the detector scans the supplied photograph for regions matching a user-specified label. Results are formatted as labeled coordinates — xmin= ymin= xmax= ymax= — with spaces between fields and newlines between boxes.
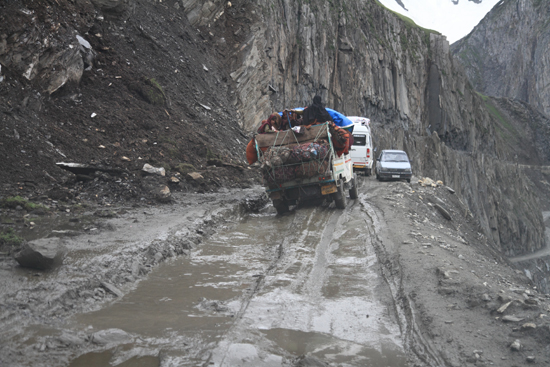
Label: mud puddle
xmin=67 ymin=197 xmax=405 ymax=366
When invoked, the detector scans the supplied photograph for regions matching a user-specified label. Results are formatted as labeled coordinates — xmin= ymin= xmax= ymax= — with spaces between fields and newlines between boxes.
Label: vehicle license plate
xmin=321 ymin=184 xmax=337 ymax=195
xmin=392 ymin=175 xmax=400 ymax=178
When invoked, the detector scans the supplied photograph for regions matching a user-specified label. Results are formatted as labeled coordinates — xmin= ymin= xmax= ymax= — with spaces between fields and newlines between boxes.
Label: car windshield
xmin=382 ymin=152 xmax=408 ymax=162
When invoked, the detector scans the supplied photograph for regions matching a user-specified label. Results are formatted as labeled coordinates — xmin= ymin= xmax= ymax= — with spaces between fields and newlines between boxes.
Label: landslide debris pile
xmin=0 ymin=0 xmax=258 ymax=204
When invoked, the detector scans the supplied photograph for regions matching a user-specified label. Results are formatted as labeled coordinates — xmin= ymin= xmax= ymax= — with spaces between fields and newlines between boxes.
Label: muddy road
xmin=2 ymin=177 xmax=550 ymax=367
xmin=72 ymin=189 xmax=406 ymax=367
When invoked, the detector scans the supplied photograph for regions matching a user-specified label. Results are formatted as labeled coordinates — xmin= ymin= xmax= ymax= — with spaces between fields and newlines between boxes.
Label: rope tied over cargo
xmin=257 ymin=123 xmax=333 ymax=186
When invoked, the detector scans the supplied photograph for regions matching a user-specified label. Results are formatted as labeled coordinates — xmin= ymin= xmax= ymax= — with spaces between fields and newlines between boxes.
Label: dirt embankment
xmin=363 ymin=178 xmax=550 ymax=367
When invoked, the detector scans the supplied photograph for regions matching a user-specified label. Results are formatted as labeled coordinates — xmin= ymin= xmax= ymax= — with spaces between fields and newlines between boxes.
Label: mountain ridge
xmin=451 ymin=0 xmax=550 ymax=119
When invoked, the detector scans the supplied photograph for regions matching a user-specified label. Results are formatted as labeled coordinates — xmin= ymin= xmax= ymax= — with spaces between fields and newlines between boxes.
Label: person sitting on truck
xmin=301 ymin=95 xmax=333 ymax=125
xmin=257 ymin=113 xmax=284 ymax=134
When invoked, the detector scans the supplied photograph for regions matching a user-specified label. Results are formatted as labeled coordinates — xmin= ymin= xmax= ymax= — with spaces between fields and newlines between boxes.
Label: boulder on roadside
xmin=187 ymin=172 xmax=204 ymax=181
xmin=510 ymin=339 xmax=522 ymax=351
xmin=140 ymin=177 xmax=172 ymax=203
xmin=294 ymin=355 xmax=328 ymax=367
xmin=91 ymin=328 xmax=132 ymax=345
xmin=418 ymin=177 xmax=438 ymax=187
xmin=158 ymin=185 xmax=171 ymax=202
xmin=58 ymin=332 xmax=85 ymax=346
xmin=142 ymin=163 xmax=165 ymax=176
xmin=14 ymin=238 xmax=67 ymax=270
xmin=434 ymin=203 xmax=452 ymax=220
xmin=101 ymin=281 xmax=124 ymax=298
xmin=502 ymin=315 xmax=524 ymax=323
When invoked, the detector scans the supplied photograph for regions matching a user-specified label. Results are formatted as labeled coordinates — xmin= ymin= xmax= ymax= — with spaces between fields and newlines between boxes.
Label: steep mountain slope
xmin=451 ymin=0 xmax=550 ymax=118
xmin=0 ymin=0 xmax=257 ymax=203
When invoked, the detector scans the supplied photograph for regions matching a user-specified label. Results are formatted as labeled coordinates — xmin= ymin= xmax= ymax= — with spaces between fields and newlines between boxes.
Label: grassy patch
xmin=175 ymin=163 xmax=196 ymax=175
xmin=476 ymin=91 xmax=489 ymax=101
xmin=130 ymin=77 xmax=167 ymax=106
xmin=145 ymin=78 xmax=166 ymax=106
xmin=1 ymin=196 xmax=49 ymax=211
xmin=375 ymin=0 xmax=439 ymax=35
xmin=485 ymin=100 xmax=515 ymax=134
xmin=206 ymin=148 xmax=220 ymax=161
xmin=481 ymin=97 xmax=519 ymax=146
xmin=71 ymin=203 xmax=88 ymax=212
xmin=0 ymin=228 xmax=23 ymax=248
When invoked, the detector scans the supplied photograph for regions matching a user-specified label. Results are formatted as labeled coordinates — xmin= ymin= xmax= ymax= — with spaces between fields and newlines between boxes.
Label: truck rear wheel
xmin=273 ymin=199 xmax=289 ymax=215
xmin=349 ymin=173 xmax=358 ymax=200
xmin=334 ymin=180 xmax=347 ymax=209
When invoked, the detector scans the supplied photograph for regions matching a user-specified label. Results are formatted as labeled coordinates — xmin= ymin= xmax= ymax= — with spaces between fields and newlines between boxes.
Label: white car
xmin=375 ymin=150 xmax=412 ymax=183
xmin=347 ymin=116 xmax=374 ymax=176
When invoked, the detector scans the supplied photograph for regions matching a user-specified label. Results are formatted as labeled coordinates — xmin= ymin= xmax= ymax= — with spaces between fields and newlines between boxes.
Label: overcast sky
xmin=377 ymin=0 xmax=502 ymax=44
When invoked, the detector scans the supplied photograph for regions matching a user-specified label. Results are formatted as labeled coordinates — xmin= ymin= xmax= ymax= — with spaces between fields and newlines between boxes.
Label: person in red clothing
xmin=257 ymin=113 xmax=283 ymax=133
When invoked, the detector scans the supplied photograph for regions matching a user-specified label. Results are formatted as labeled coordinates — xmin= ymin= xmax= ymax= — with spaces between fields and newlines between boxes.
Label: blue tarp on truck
xmin=278 ymin=107 xmax=353 ymax=128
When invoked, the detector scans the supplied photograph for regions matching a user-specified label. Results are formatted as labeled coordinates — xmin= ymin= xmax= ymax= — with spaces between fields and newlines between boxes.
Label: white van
xmin=347 ymin=116 xmax=374 ymax=176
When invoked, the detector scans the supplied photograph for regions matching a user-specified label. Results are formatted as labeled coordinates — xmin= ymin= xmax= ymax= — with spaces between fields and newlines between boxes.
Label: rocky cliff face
xmin=196 ymin=0 xmax=546 ymax=256
xmin=451 ymin=0 xmax=550 ymax=119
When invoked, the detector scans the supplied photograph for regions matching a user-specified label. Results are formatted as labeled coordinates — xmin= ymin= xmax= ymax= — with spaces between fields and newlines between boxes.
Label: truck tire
xmin=349 ymin=173 xmax=359 ymax=199
xmin=273 ymin=199 xmax=289 ymax=215
xmin=334 ymin=180 xmax=347 ymax=209
xmin=366 ymin=168 xmax=371 ymax=176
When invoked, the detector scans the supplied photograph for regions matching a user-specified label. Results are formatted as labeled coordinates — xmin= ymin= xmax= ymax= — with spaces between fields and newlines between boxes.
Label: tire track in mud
xmin=209 ymin=196 xmax=409 ymax=366
xmin=358 ymin=181 xmax=449 ymax=367
xmin=209 ymin=204 xmax=338 ymax=365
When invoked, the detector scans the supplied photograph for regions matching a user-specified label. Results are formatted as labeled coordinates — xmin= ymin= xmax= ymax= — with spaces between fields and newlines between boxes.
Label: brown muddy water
xmin=69 ymin=197 xmax=406 ymax=366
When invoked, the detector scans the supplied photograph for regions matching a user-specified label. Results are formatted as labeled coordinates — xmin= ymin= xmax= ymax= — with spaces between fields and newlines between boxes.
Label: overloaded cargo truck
xmin=253 ymin=122 xmax=357 ymax=214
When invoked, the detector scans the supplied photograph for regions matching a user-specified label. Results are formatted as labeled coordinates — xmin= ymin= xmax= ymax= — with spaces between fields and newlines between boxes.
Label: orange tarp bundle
xmin=246 ymin=138 xmax=268 ymax=165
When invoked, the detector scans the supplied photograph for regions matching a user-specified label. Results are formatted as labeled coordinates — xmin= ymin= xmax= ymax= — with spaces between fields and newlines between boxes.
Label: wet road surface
xmin=69 ymin=190 xmax=406 ymax=366
xmin=509 ymin=211 xmax=550 ymax=263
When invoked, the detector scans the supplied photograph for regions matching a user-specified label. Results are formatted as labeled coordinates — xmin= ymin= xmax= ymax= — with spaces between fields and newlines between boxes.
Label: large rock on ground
xmin=91 ymin=328 xmax=132 ymax=345
xmin=15 ymin=238 xmax=67 ymax=270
